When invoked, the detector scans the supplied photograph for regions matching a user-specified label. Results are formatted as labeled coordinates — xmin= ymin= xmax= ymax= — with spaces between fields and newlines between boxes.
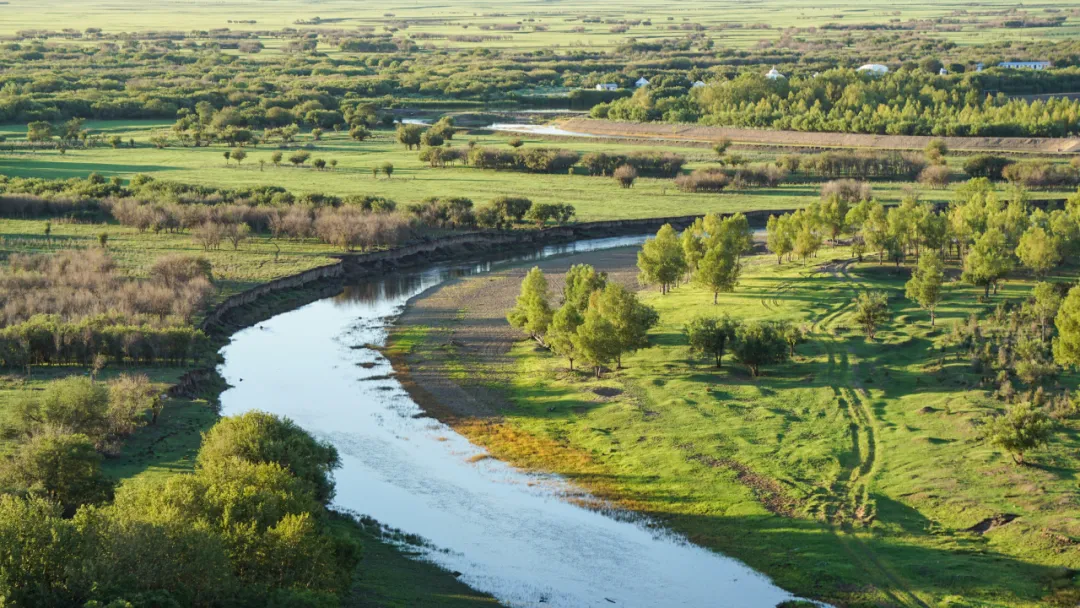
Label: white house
xmin=856 ymin=63 xmax=889 ymax=75
xmin=635 ymin=77 xmax=650 ymax=88
xmin=998 ymin=61 xmax=1051 ymax=70
xmin=691 ymin=80 xmax=706 ymax=88
xmin=765 ymin=67 xmax=784 ymax=80
xmin=939 ymin=67 xmax=948 ymax=76
xmin=595 ymin=83 xmax=618 ymax=91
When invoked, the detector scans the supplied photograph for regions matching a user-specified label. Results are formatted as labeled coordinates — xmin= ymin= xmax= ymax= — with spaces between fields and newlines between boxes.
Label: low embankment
xmin=199 ymin=212 xmax=779 ymax=335
xmin=557 ymin=118 xmax=1080 ymax=154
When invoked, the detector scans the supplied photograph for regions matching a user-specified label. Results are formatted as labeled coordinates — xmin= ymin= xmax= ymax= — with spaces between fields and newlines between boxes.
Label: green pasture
xmin=0 ymin=0 xmax=1075 ymax=50
xmin=424 ymin=248 xmax=1080 ymax=606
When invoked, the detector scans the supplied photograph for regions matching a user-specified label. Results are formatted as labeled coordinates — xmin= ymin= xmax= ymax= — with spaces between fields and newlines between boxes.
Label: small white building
xmin=975 ymin=63 xmax=985 ymax=72
xmin=595 ymin=83 xmax=618 ymax=91
xmin=691 ymin=80 xmax=706 ymax=88
xmin=765 ymin=67 xmax=784 ymax=80
xmin=635 ymin=77 xmax=650 ymax=88
xmin=998 ymin=61 xmax=1051 ymax=70
xmin=939 ymin=67 xmax=948 ymax=76
xmin=857 ymin=63 xmax=889 ymax=75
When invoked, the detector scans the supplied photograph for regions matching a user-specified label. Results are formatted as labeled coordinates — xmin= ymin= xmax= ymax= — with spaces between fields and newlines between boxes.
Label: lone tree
xmin=905 ymin=251 xmax=944 ymax=325
xmin=613 ymin=164 xmax=638 ymax=188
xmin=852 ymin=291 xmax=890 ymax=339
xmin=507 ymin=267 xmax=553 ymax=344
xmin=684 ymin=314 xmax=739 ymax=367
xmin=270 ymin=151 xmax=283 ymax=166
xmin=508 ymin=138 xmax=524 ymax=149
xmin=288 ymin=151 xmax=311 ymax=167
xmin=637 ymin=224 xmax=687 ymax=294
xmin=381 ymin=161 xmax=394 ymax=179
xmin=223 ymin=150 xmax=231 ymax=165
xmin=231 ymin=148 xmax=247 ymax=165
xmin=984 ymin=402 xmax=1054 ymax=465
xmin=731 ymin=321 xmax=789 ymax=377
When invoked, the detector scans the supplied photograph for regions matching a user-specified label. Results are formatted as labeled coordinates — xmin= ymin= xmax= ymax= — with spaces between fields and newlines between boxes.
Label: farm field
xmin=392 ymin=243 xmax=1080 ymax=607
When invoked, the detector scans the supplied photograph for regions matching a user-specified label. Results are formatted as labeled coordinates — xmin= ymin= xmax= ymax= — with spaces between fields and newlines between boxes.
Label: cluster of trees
xmin=508 ymin=265 xmax=657 ymax=377
xmin=684 ymin=315 xmax=801 ymax=376
xmin=594 ymin=68 xmax=1080 ymax=137
xmin=406 ymin=196 xmax=575 ymax=229
xmin=777 ymin=150 xmax=928 ymax=181
xmin=0 ymin=407 xmax=359 ymax=606
xmin=637 ymin=215 xmax=753 ymax=303
xmin=674 ymin=164 xmax=787 ymax=192
xmin=766 ymin=180 xmax=1080 ymax=299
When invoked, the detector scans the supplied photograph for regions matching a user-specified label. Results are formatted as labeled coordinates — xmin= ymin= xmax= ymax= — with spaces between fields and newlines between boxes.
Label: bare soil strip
xmin=559 ymin=118 xmax=1080 ymax=154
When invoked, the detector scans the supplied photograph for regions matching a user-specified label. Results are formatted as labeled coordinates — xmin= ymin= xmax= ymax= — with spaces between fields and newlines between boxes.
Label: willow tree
xmin=637 ymin=224 xmax=686 ymax=294
xmin=507 ymin=267 xmax=553 ymax=344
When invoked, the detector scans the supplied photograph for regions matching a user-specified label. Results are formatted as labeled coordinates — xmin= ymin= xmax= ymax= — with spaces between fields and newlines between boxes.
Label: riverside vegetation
xmin=5 ymin=0 xmax=1080 ymax=606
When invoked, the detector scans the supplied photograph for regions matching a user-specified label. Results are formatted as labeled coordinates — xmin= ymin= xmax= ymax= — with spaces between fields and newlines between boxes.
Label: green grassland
xmin=414 ymin=248 xmax=1080 ymax=607
xmin=1 ymin=121 xmax=1075 ymax=222
xmin=1 ymin=0 xmax=1076 ymax=50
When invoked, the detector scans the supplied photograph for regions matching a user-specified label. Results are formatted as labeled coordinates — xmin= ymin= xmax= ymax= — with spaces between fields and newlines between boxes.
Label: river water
xmin=217 ymin=235 xmax=803 ymax=608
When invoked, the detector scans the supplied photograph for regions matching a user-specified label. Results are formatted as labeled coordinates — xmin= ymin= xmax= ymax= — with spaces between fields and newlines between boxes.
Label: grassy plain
xmin=392 ymin=245 xmax=1080 ymax=607
xmin=1 ymin=121 xmax=1075 ymax=222
xmin=0 ymin=0 xmax=1074 ymax=50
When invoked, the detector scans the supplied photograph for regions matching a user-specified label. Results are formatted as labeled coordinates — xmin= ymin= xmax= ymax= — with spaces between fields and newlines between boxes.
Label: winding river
xmin=217 ymin=235 xmax=803 ymax=608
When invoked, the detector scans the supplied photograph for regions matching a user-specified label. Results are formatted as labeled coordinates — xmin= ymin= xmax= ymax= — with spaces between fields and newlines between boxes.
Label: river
xmin=217 ymin=235 xmax=805 ymax=608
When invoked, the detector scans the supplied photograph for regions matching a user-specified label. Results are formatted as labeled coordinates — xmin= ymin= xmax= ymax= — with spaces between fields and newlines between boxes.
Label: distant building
xmin=939 ymin=67 xmax=948 ymax=76
xmin=856 ymin=63 xmax=889 ymax=75
xmin=975 ymin=63 xmax=985 ymax=72
xmin=635 ymin=77 xmax=650 ymax=88
xmin=595 ymin=83 xmax=618 ymax=91
xmin=691 ymin=80 xmax=706 ymax=88
xmin=998 ymin=61 xmax=1051 ymax=70
xmin=765 ymin=67 xmax=785 ymax=80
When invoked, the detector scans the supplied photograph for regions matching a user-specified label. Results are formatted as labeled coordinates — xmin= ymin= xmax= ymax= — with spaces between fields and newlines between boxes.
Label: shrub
xmin=821 ymin=179 xmax=873 ymax=203
xmin=614 ymin=164 xmax=638 ymax=188
xmin=918 ymin=164 xmax=952 ymax=189
xmin=963 ymin=154 xmax=1013 ymax=180
xmin=675 ymin=168 xmax=730 ymax=193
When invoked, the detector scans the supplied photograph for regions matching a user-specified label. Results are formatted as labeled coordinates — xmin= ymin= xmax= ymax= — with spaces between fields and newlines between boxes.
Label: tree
xmin=562 ymin=264 xmax=607 ymax=312
xmin=680 ymin=222 xmax=706 ymax=278
xmin=695 ymin=243 xmax=740 ymax=304
xmin=288 ymin=151 xmax=311 ymax=167
xmin=984 ymin=402 xmax=1054 ymax=465
xmin=197 ymin=411 xmax=341 ymax=504
xmin=381 ymin=161 xmax=394 ymax=179
xmin=420 ymin=131 xmax=444 ymax=148
xmin=852 ymin=291 xmax=890 ymax=339
xmin=572 ymin=295 xmax=621 ymax=378
xmin=231 ymin=148 xmax=247 ymax=165
xmin=731 ymin=321 xmax=788 ymax=377
xmin=1053 ymin=286 xmax=1080 ymax=368
xmin=924 ymin=138 xmax=948 ymax=164
xmin=594 ymin=283 xmax=658 ymax=368
xmin=507 ymin=267 xmax=553 ymax=343
xmin=490 ymin=196 xmax=532 ymax=224
xmin=223 ymin=150 xmax=231 ymax=165
xmin=905 ymin=251 xmax=945 ymax=325
xmin=766 ymin=214 xmax=794 ymax=264
xmin=349 ymin=125 xmax=370 ymax=141
xmin=963 ymin=228 xmax=1013 ymax=296
xmin=637 ymin=224 xmax=687 ymax=294
xmin=684 ymin=314 xmax=739 ymax=367
xmin=107 ymin=374 xmax=160 ymax=435
xmin=547 ymin=304 xmax=583 ymax=371
xmin=779 ymin=321 xmax=806 ymax=357
xmin=1029 ymin=282 xmax=1063 ymax=341
xmin=1016 ymin=225 xmax=1061 ymax=278
xmin=508 ymin=138 xmax=524 ymax=148
xmin=311 ymin=127 xmax=323 ymax=141
xmin=12 ymin=377 xmax=109 ymax=440
xmin=270 ymin=151 xmax=283 ymax=166
xmin=0 ymin=432 xmax=111 ymax=514
xmin=312 ymin=157 xmax=327 ymax=170
xmin=395 ymin=124 xmax=423 ymax=150
xmin=712 ymin=137 xmax=731 ymax=158
xmin=26 ymin=121 xmax=53 ymax=145
xmin=613 ymin=164 xmax=637 ymax=188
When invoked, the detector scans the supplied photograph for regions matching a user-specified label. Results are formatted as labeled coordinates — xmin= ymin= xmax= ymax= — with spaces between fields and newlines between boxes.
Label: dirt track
xmin=559 ymin=117 xmax=1080 ymax=154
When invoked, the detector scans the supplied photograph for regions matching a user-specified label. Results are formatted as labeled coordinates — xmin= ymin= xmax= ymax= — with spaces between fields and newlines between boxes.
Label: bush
xmin=614 ymin=164 xmax=638 ymax=188
xmin=1002 ymin=161 xmax=1080 ymax=189
xmin=731 ymin=164 xmax=786 ymax=188
xmin=821 ymin=179 xmax=873 ymax=203
xmin=675 ymin=168 xmax=730 ymax=193
xmin=918 ymin=164 xmax=952 ymax=189
xmin=963 ymin=154 xmax=1013 ymax=180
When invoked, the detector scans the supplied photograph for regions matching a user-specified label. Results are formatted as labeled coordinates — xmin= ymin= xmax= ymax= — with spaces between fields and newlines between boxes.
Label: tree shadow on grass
xmin=0 ymin=158 xmax=176 ymax=179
